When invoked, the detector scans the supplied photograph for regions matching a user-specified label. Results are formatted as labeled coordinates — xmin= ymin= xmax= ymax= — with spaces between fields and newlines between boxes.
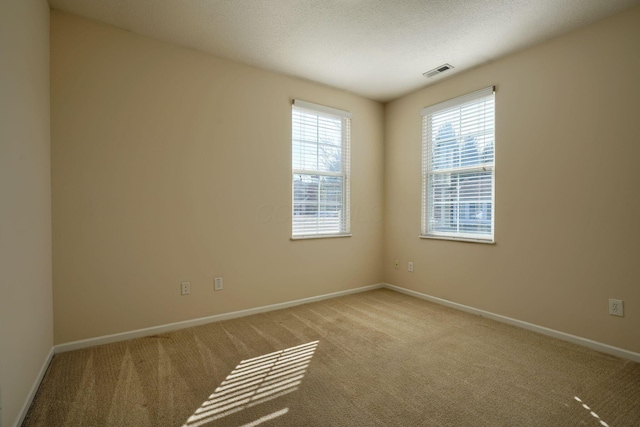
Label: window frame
xmin=420 ymin=86 xmax=496 ymax=244
xmin=291 ymin=99 xmax=352 ymax=240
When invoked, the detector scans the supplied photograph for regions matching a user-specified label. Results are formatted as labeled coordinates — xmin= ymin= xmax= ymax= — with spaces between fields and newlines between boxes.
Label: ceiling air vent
xmin=423 ymin=63 xmax=454 ymax=78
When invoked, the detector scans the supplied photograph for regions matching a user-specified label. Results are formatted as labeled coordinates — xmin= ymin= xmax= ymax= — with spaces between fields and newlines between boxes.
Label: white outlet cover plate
xmin=181 ymin=281 xmax=191 ymax=295
xmin=608 ymin=299 xmax=623 ymax=317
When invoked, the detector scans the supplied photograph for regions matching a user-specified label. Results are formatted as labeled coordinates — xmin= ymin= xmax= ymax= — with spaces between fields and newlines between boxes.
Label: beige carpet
xmin=24 ymin=289 xmax=640 ymax=426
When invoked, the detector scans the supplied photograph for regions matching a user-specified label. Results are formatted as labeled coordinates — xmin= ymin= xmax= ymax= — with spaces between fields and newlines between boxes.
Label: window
xmin=292 ymin=100 xmax=351 ymax=239
xmin=421 ymin=86 xmax=495 ymax=243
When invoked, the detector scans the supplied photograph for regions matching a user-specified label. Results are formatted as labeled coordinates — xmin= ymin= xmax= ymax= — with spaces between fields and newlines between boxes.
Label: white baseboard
xmin=54 ymin=281 xmax=640 ymax=362
xmin=13 ymin=347 xmax=55 ymax=427
xmin=383 ymin=283 xmax=640 ymax=363
xmin=54 ymin=283 xmax=384 ymax=353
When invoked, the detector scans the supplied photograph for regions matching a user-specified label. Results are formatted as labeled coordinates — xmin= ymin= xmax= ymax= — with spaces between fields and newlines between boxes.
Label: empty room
xmin=2 ymin=0 xmax=640 ymax=426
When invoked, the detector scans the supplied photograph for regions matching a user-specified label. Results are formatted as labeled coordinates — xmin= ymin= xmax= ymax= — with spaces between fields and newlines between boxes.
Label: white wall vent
xmin=423 ymin=64 xmax=454 ymax=78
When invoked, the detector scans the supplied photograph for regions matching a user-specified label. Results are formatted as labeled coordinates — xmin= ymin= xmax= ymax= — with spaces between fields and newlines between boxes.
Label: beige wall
xmin=51 ymin=11 xmax=385 ymax=344
xmin=384 ymin=7 xmax=640 ymax=353
xmin=51 ymin=6 xmax=640 ymax=355
xmin=0 ymin=0 xmax=53 ymax=425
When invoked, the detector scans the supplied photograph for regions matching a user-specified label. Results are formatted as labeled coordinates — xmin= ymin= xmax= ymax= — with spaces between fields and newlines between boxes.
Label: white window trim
xmin=420 ymin=86 xmax=496 ymax=243
xmin=291 ymin=99 xmax=351 ymax=240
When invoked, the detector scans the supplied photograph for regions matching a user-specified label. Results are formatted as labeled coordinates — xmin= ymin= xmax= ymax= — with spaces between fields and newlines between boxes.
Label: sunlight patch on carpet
xmin=183 ymin=341 xmax=319 ymax=426
xmin=239 ymin=407 xmax=289 ymax=427
xmin=574 ymin=396 xmax=609 ymax=427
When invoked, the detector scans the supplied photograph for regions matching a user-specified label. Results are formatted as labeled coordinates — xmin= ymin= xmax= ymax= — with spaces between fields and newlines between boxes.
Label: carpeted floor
xmin=23 ymin=288 xmax=640 ymax=426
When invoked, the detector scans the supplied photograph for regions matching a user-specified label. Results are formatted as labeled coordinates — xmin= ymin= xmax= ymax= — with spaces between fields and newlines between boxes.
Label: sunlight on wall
xmin=183 ymin=341 xmax=319 ymax=427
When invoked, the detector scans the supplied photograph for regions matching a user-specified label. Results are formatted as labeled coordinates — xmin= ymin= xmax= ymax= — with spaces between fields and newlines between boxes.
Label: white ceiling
xmin=48 ymin=0 xmax=640 ymax=102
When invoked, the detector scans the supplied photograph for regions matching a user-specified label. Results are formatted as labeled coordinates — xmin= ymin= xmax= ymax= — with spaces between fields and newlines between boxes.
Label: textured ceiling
xmin=48 ymin=0 xmax=640 ymax=102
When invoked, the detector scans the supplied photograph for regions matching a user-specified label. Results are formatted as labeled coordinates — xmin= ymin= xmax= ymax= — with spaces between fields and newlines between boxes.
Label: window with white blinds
xmin=421 ymin=86 xmax=495 ymax=242
xmin=292 ymin=100 xmax=351 ymax=239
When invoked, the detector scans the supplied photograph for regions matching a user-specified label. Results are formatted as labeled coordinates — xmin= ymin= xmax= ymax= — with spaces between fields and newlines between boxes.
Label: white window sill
xmin=291 ymin=234 xmax=352 ymax=241
xmin=420 ymin=235 xmax=495 ymax=245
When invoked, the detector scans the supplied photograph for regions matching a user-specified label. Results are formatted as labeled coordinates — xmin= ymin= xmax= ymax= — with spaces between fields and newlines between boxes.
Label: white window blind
xmin=421 ymin=86 xmax=495 ymax=242
xmin=292 ymin=100 xmax=351 ymax=238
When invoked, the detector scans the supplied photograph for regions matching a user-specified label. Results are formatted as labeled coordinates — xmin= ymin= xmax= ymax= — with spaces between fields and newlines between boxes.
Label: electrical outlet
xmin=181 ymin=282 xmax=191 ymax=295
xmin=394 ymin=259 xmax=399 ymax=269
xmin=214 ymin=277 xmax=223 ymax=291
xmin=609 ymin=299 xmax=623 ymax=317
xmin=408 ymin=262 xmax=414 ymax=272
